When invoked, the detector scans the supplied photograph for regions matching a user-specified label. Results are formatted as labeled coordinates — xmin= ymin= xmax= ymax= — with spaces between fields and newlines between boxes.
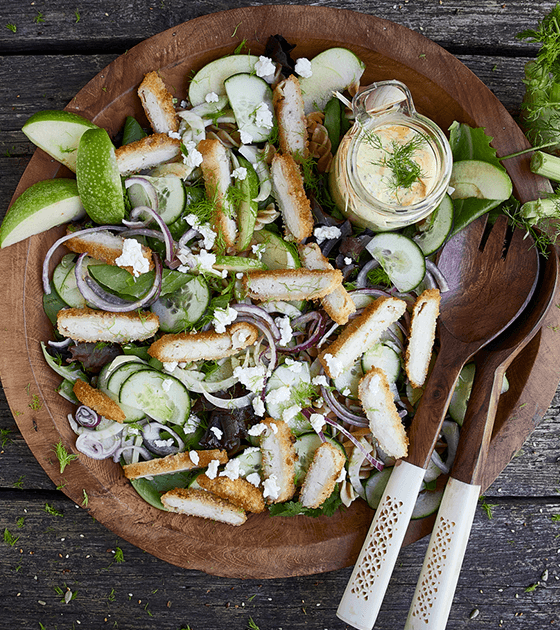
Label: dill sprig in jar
xmin=329 ymin=81 xmax=453 ymax=231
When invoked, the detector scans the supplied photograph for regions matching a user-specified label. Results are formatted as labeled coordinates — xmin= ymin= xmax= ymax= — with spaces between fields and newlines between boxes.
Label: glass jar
xmin=329 ymin=81 xmax=453 ymax=231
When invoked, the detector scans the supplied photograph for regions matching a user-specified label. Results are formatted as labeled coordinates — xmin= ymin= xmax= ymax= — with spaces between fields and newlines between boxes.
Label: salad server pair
xmin=337 ymin=214 xmax=542 ymax=630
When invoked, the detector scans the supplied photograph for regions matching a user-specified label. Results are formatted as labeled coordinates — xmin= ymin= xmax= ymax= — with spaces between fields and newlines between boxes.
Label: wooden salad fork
xmin=404 ymin=241 xmax=558 ymax=630
xmin=337 ymin=214 xmax=540 ymax=630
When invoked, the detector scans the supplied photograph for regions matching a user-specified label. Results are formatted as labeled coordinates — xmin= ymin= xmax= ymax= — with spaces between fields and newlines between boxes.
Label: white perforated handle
xmin=404 ymin=477 xmax=480 ymax=630
xmin=337 ymin=460 xmax=426 ymax=630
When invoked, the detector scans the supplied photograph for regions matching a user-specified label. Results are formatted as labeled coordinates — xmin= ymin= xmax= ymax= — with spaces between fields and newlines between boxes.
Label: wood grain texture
xmin=1 ymin=1 xmax=560 ymax=627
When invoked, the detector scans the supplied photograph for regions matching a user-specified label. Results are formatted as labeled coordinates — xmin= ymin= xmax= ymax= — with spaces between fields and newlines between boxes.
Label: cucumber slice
xmin=364 ymin=467 xmax=392 ymax=509
xmin=213 ymin=255 xmax=266 ymax=273
xmin=97 ymin=355 xmax=145 ymax=391
xmin=252 ymin=229 xmax=300 ymax=269
xmin=126 ymin=175 xmax=185 ymax=225
xmin=101 ymin=362 xmax=149 ymax=423
xmin=265 ymin=363 xmax=315 ymax=435
xmin=235 ymin=155 xmax=259 ymax=251
xmin=188 ymin=54 xmax=260 ymax=107
xmin=448 ymin=363 xmax=475 ymax=426
xmin=411 ymin=489 xmax=443 ymax=519
xmin=150 ymin=275 xmax=210 ymax=333
xmin=224 ymin=73 xmax=275 ymax=143
xmin=333 ymin=359 xmax=363 ymax=399
xmin=449 ymin=160 xmax=513 ymax=200
xmin=106 ymin=361 xmax=152 ymax=399
xmin=119 ymin=369 xmax=191 ymax=425
xmin=22 ymin=109 xmax=98 ymax=172
xmin=366 ymin=232 xmax=426 ymax=292
xmin=297 ymin=48 xmax=365 ymax=114
xmin=412 ymin=194 xmax=454 ymax=256
xmin=52 ymin=254 xmax=104 ymax=308
xmin=231 ymin=447 xmax=262 ymax=478
xmin=362 ymin=343 xmax=401 ymax=384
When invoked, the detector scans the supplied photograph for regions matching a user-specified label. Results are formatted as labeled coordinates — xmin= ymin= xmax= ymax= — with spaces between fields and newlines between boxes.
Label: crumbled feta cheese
xmin=262 ymin=474 xmax=281 ymax=500
xmin=233 ymin=364 xmax=267 ymax=393
xmin=180 ymin=100 xmax=188 ymax=109
xmin=275 ymin=316 xmax=293 ymax=346
xmin=205 ymin=91 xmax=219 ymax=103
xmin=284 ymin=358 xmax=303 ymax=373
xmin=313 ymin=397 xmax=325 ymax=408
xmin=168 ymin=130 xmax=181 ymax=140
xmin=154 ymin=438 xmax=174 ymax=448
xmin=282 ymin=404 xmax=301 ymax=423
xmin=246 ymin=472 xmax=261 ymax=487
xmin=162 ymin=361 xmax=179 ymax=373
xmin=310 ymin=413 xmax=326 ymax=434
xmin=312 ymin=374 xmax=329 ymax=387
xmin=344 ymin=257 xmax=353 ymax=266
xmin=115 ymin=238 xmax=150 ymax=278
xmin=185 ymin=213 xmax=217 ymax=250
xmin=248 ymin=422 xmax=267 ymax=437
xmin=342 ymin=387 xmax=352 ymax=397
xmin=253 ymin=103 xmax=274 ymax=129
xmin=212 ymin=305 xmax=238 ymax=334
xmin=240 ymin=129 xmax=253 ymax=145
xmin=210 ymin=426 xmax=223 ymax=440
xmin=236 ymin=272 xmax=244 ymax=279
xmin=314 ymin=225 xmax=342 ymax=244
xmin=323 ymin=353 xmax=344 ymax=378
xmin=161 ymin=378 xmax=174 ymax=392
xmin=232 ymin=166 xmax=247 ymax=180
xmin=252 ymin=396 xmax=265 ymax=417
xmin=251 ymin=243 xmax=266 ymax=261
xmin=206 ymin=459 xmax=220 ymax=480
xmin=219 ymin=459 xmax=242 ymax=481
xmin=177 ymin=248 xmax=217 ymax=275
xmin=189 ymin=450 xmax=200 ymax=465
xmin=231 ymin=327 xmax=252 ymax=348
xmin=295 ymin=57 xmax=313 ymax=78
xmin=265 ymin=386 xmax=290 ymax=406
xmin=184 ymin=413 xmax=201 ymax=433
xmin=255 ymin=55 xmax=276 ymax=82
xmin=182 ymin=140 xmax=203 ymax=168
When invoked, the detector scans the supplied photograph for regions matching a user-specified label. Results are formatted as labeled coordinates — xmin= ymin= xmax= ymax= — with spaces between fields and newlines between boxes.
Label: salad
xmin=1 ymin=35 xmax=516 ymax=525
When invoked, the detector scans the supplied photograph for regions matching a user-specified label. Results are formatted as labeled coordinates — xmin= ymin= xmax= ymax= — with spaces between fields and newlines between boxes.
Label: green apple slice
xmin=76 ymin=128 xmax=125 ymax=224
xmin=449 ymin=160 xmax=513 ymax=200
xmin=298 ymin=48 xmax=366 ymax=114
xmin=0 ymin=178 xmax=86 ymax=248
xmin=188 ymin=54 xmax=260 ymax=107
xmin=22 ymin=110 xmax=98 ymax=172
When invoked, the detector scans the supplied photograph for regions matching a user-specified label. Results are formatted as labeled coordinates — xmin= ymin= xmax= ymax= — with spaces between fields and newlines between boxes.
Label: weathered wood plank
xmin=0 ymin=0 xmax=556 ymax=54
xmin=0 ymin=491 xmax=559 ymax=629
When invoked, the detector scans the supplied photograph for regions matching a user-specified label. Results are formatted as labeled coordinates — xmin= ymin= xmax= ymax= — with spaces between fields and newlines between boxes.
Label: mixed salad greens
xmin=0 ymin=31 xmax=547 ymax=525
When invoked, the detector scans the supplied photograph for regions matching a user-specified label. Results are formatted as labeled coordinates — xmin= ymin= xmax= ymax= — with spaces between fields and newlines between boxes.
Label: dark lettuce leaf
xmin=264 ymin=34 xmax=296 ymax=77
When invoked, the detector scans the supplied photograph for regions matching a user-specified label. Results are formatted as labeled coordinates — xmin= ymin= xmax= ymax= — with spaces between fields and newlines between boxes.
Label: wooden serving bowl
xmin=1 ymin=6 xmax=559 ymax=579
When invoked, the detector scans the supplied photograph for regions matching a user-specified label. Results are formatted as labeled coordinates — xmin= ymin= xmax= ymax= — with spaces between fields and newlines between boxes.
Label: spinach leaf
xmin=88 ymin=264 xmax=193 ymax=298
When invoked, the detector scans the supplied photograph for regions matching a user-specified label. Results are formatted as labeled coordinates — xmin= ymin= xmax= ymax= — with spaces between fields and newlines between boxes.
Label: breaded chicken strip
xmin=148 ymin=322 xmax=259 ymax=363
xmin=198 ymin=138 xmax=237 ymax=249
xmin=73 ymin=378 xmax=126 ymax=423
xmin=359 ymin=367 xmax=408 ymax=459
xmin=138 ymin=70 xmax=179 ymax=134
xmin=298 ymin=243 xmax=356 ymax=325
xmin=115 ymin=133 xmax=181 ymax=177
xmin=270 ymin=153 xmax=314 ymax=242
xmin=65 ymin=230 xmax=154 ymax=275
xmin=197 ymin=474 xmax=265 ymax=513
xmin=242 ymin=268 xmax=343 ymax=302
xmin=405 ymin=289 xmax=440 ymax=389
xmin=57 ymin=307 xmax=159 ymax=343
xmin=273 ymin=75 xmax=308 ymax=161
xmin=300 ymin=441 xmax=346 ymax=509
xmin=259 ymin=418 xmax=297 ymax=504
xmin=319 ymin=296 xmax=407 ymax=379
xmin=161 ymin=487 xmax=247 ymax=526
xmin=123 ymin=449 xmax=228 ymax=480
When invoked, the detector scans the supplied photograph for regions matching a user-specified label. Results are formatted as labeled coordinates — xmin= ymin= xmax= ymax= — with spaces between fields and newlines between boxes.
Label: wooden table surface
xmin=1 ymin=1 xmax=560 ymax=628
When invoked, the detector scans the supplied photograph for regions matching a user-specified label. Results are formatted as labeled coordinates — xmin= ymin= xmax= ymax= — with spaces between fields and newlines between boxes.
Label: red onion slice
xmin=232 ymin=304 xmax=282 ymax=341
xmin=320 ymin=385 xmax=368 ymax=427
xmin=125 ymin=177 xmax=159 ymax=213
xmin=323 ymin=416 xmax=384 ymax=471
xmin=42 ymin=225 xmax=126 ymax=294
xmin=75 ymin=252 xmax=163 ymax=312
xmin=75 ymin=431 xmax=121 ymax=460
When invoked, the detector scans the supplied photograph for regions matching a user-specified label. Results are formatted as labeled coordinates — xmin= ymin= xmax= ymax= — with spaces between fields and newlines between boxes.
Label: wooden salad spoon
xmin=337 ymin=214 xmax=540 ymax=630
xmin=404 ymin=240 xmax=558 ymax=629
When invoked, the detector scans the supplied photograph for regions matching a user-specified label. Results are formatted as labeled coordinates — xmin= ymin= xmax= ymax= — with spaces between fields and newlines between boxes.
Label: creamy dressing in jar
xmin=329 ymin=81 xmax=453 ymax=231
